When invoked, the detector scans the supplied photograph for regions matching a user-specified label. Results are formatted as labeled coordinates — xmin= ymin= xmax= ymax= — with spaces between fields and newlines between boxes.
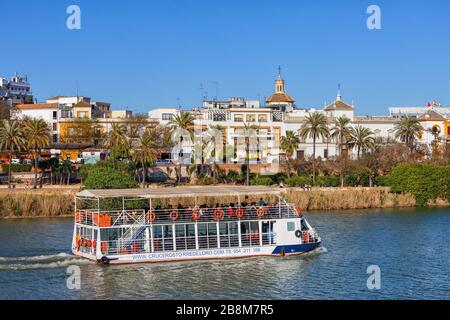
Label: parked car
xmin=11 ymin=159 xmax=21 ymax=164
xmin=156 ymin=159 xmax=172 ymax=165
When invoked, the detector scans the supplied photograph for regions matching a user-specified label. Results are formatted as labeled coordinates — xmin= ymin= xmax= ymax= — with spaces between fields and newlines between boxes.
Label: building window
xmin=53 ymin=111 xmax=57 ymax=119
xmin=162 ymin=113 xmax=174 ymax=121
xmin=258 ymin=114 xmax=268 ymax=122
xmin=234 ymin=114 xmax=243 ymax=122
xmin=52 ymin=123 xmax=57 ymax=131
xmin=52 ymin=134 xmax=58 ymax=143
xmin=246 ymin=114 xmax=256 ymax=122
xmin=324 ymin=149 xmax=328 ymax=159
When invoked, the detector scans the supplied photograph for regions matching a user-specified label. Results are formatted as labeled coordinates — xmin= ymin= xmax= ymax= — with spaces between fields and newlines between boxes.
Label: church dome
xmin=266 ymin=92 xmax=295 ymax=104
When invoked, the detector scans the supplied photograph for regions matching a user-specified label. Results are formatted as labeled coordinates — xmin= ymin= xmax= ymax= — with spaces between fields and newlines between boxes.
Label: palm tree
xmin=331 ymin=116 xmax=352 ymax=157
xmin=131 ymin=133 xmax=157 ymax=187
xmin=280 ymin=130 xmax=300 ymax=177
xmin=0 ymin=120 xmax=26 ymax=188
xmin=394 ymin=116 xmax=424 ymax=153
xmin=23 ymin=118 xmax=51 ymax=188
xmin=299 ymin=112 xmax=329 ymax=185
xmin=168 ymin=111 xmax=194 ymax=183
xmin=103 ymin=123 xmax=127 ymax=168
xmin=348 ymin=126 xmax=375 ymax=159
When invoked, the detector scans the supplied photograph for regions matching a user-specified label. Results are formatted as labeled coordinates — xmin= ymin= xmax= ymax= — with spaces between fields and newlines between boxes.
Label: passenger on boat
xmin=259 ymin=198 xmax=267 ymax=207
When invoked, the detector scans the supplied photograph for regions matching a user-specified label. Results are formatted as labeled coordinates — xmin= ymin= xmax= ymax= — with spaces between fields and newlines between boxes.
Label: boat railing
xmin=75 ymin=230 xmax=279 ymax=256
xmin=74 ymin=204 xmax=301 ymax=227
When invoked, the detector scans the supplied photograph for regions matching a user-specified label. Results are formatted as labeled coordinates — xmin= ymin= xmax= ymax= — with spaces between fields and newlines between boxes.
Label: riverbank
xmin=1 ymin=186 xmax=447 ymax=219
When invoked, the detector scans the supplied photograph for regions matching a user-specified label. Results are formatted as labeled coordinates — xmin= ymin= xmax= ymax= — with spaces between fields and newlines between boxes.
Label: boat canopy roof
xmin=76 ymin=186 xmax=286 ymax=199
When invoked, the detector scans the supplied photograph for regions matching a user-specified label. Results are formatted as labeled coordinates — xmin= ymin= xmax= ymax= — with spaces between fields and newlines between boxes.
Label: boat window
xmin=153 ymin=226 xmax=162 ymax=238
xmin=262 ymin=222 xmax=270 ymax=233
xmin=198 ymin=223 xmax=207 ymax=236
xmin=219 ymin=222 xmax=228 ymax=235
xmin=175 ymin=224 xmax=185 ymax=237
xmin=250 ymin=221 xmax=259 ymax=232
xmin=301 ymin=219 xmax=309 ymax=231
xmin=208 ymin=223 xmax=217 ymax=236
xmin=186 ymin=224 xmax=196 ymax=237
xmin=163 ymin=225 xmax=173 ymax=237
xmin=287 ymin=222 xmax=295 ymax=232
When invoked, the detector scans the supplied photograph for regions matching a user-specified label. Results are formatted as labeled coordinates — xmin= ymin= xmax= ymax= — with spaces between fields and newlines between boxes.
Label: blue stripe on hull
xmin=271 ymin=242 xmax=321 ymax=255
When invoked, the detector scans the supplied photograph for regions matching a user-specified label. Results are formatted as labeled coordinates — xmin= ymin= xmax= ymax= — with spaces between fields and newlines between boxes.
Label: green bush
xmin=1 ymin=164 xmax=32 ymax=173
xmin=83 ymin=166 xmax=138 ymax=189
xmin=226 ymin=170 xmax=241 ymax=183
xmin=316 ymin=175 xmax=340 ymax=187
xmin=384 ymin=163 xmax=450 ymax=206
xmin=286 ymin=175 xmax=311 ymax=187
xmin=250 ymin=175 xmax=273 ymax=186
xmin=271 ymin=172 xmax=288 ymax=184
xmin=196 ymin=175 xmax=214 ymax=185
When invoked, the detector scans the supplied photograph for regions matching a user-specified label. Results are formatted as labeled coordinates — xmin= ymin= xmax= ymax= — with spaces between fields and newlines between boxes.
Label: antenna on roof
xmin=76 ymin=80 xmax=79 ymax=102
xmin=337 ymin=83 xmax=342 ymax=101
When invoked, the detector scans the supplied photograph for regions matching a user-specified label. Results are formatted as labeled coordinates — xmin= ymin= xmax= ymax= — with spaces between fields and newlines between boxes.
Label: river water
xmin=0 ymin=207 xmax=449 ymax=300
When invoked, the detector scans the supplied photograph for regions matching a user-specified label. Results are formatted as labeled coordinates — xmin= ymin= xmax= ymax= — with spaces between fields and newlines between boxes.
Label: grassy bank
xmin=286 ymin=188 xmax=417 ymax=210
xmin=0 ymin=190 xmax=74 ymax=219
xmin=0 ymin=187 xmax=436 ymax=219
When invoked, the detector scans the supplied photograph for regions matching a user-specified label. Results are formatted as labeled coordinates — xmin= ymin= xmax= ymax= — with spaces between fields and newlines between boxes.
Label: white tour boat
xmin=72 ymin=186 xmax=321 ymax=264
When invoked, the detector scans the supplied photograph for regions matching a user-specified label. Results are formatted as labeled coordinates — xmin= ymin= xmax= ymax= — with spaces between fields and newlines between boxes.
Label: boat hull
xmin=73 ymin=242 xmax=321 ymax=265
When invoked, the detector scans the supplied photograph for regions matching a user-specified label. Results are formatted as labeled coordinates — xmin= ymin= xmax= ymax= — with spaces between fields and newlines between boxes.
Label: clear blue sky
xmin=2 ymin=0 xmax=450 ymax=115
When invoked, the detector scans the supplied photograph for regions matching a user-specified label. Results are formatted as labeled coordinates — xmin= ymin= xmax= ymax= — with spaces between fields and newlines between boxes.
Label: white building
xmin=0 ymin=74 xmax=33 ymax=104
xmin=149 ymin=70 xmax=450 ymax=163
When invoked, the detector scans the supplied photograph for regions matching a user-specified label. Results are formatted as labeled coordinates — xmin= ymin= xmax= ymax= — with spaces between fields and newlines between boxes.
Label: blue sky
xmin=1 ymin=0 xmax=450 ymax=115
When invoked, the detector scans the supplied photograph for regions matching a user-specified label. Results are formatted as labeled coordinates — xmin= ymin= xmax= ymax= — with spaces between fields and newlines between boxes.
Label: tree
xmin=168 ymin=111 xmax=195 ymax=183
xmin=299 ymin=112 xmax=329 ymax=185
xmin=429 ymin=126 xmax=441 ymax=159
xmin=394 ymin=116 xmax=424 ymax=153
xmin=331 ymin=116 xmax=352 ymax=158
xmin=131 ymin=133 xmax=157 ymax=187
xmin=103 ymin=123 xmax=128 ymax=168
xmin=0 ymin=120 xmax=26 ymax=188
xmin=83 ymin=166 xmax=138 ymax=189
xmin=348 ymin=126 xmax=375 ymax=159
xmin=23 ymin=118 xmax=51 ymax=188
xmin=280 ymin=130 xmax=300 ymax=178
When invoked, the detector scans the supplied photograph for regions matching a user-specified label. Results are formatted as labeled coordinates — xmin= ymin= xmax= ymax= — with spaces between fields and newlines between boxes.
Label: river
xmin=0 ymin=207 xmax=449 ymax=300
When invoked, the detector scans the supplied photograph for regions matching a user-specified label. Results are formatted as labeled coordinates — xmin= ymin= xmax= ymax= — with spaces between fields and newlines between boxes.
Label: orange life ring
xmin=295 ymin=207 xmax=303 ymax=216
xmin=82 ymin=239 xmax=87 ymax=247
xmin=93 ymin=240 xmax=97 ymax=249
xmin=213 ymin=209 xmax=224 ymax=220
xmin=192 ymin=209 xmax=201 ymax=221
xmin=146 ymin=211 xmax=156 ymax=223
xmin=101 ymin=241 xmax=108 ymax=253
xmin=169 ymin=210 xmax=179 ymax=221
xmin=235 ymin=208 xmax=245 ymax=219
xmin=256 ymin=207 xmax=266 ymax=218
xmin=88 ymin=240 xmax=92 ymax=248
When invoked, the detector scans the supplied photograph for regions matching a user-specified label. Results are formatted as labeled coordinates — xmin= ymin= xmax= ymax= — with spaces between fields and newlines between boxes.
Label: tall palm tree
xmin=103 ymin=123 xmax=127 ymax=168
xmin=280 ymin=130 xmax=300 ymax=177
xmin=348 ymin=126 xmax=375 ymax=159
xmin=394 ymin=116 xmax=424 ymax=153
xmin=237 ymin=123 xmax=260 ymax=185
xmin=168 ymin=111 xmax=195 ymax=183
xmin=23 ymin=118 xmax=51 ymax=188
xmin=331 ymin=116 xmax=352 ymax=158
xmin=0 ymin=120 xmax=26 ymax=188
xmin=131 ymin=133 xmax=157 ymax=187
xmin=299 ymin=112 xmax=329 ymax=185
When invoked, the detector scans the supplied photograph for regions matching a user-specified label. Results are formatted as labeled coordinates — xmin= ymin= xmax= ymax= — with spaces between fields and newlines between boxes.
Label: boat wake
xmin=0 ymin=253 xmax=91 ymax=271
